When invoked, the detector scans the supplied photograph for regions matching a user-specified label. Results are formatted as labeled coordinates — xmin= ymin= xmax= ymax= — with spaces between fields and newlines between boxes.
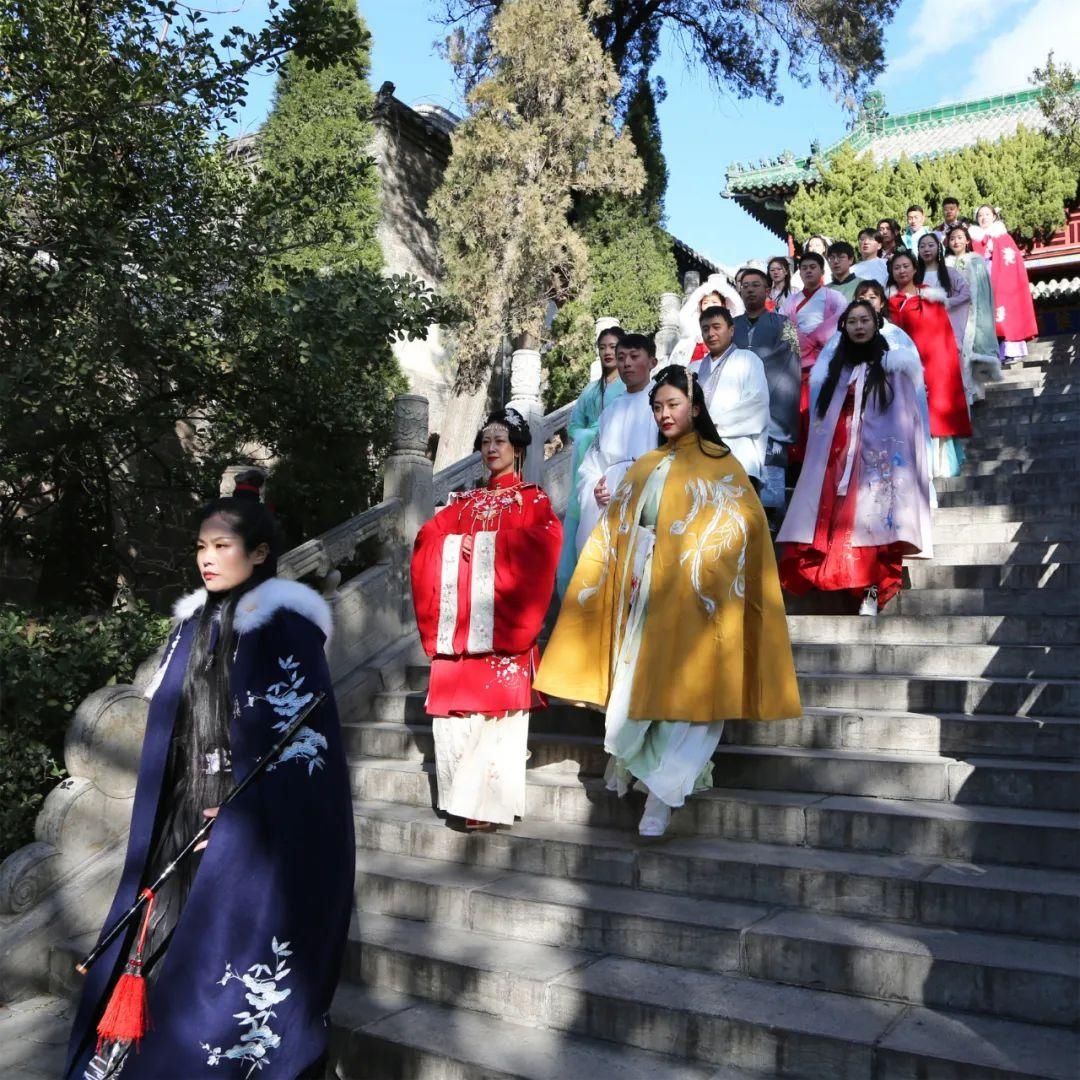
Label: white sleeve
xmin=719 ymin=353 xmax=771 ymax=439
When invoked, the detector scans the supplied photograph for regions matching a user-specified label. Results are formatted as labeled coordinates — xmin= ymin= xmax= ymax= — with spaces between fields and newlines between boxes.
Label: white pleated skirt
xmin=432 ymin=711 xmax=529 ymax=825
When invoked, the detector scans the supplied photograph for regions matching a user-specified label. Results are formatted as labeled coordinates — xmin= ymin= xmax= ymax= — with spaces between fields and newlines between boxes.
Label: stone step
xmin=973 ymin=409 xmax=1080 ymax=429
xmin=936 ymin=488 xmax=1080 ymax=510
xmin=965 ymin=429 xmax=1080 ymax=451
xmin=356 ymin=694 xmax=1080 ymax=763
xmin=796 ymin=670 xmax=1080 ymax=719
xmin=934 ymin=469 xmax=1076 ymax=493
xmin=351 ymin=719 xmax=1080 ymax=810
xmin=961 ymin=456 xmax=1080 ymax=476
xmin=925 ymin=521 xmax=1080 ymax=546
xmin=907 ymin=561 xmax=1080 ymax=590
xmin=352 ymin=853 xmax=1080 ymax=1028
xmin=723 ymin=743 xmax=1079 ymax=811
xmin=982 ymin=380 xmax=1080 ymax=398
xmin=794 ymin=640 xmax=1080 ymax=678
xmin=346 ymin=912 xmax=1080 ymax=1078
xmin=350 ymin=761 xmax=1080 ymax=868
xmin=964 ymin=442 xmax=1080 ymax=463
xmin=886 ymin=586 xmax=1080 ymax=616
xmin=784 ymin=612 xmax=1080 ymax=645
xmin=728 ymin=708 xmax=1080 ymax=759
xmin=328 ymin=983 xmax=717 ymax=1080
xmin=0 ymin=994 xmax=72 ymax=1079
xmin=354 ymin=800 xmax=1080 ymax=943
xmin=930 ymin=503 xmax=1080 ymax=526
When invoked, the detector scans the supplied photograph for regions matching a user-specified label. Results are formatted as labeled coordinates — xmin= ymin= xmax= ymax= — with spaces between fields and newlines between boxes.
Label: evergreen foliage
xmin=787 ymin=128 xmax=1077 ymax=245
xmin=546 ymin=72 xmax=678 ymax=409
xmin=256 ymin=0 xmax=382 ymax=276
xmin=431 ymin=0 xmax=643 ymax=458
xmin=442 ymin=0 xmax=899 ymax=111
xmin=1032 ymin=53 xmax=1080 ymax=174
xmin=0 ymin=602 xmax=170 ymax=858
xmin=0 ymin=0 xmax=452 ymax=604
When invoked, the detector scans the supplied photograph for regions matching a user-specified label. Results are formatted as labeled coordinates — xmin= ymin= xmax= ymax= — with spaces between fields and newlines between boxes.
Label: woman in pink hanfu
xmin=778 ymin=300 xmax=933 ymax=617
xmin=968 ymin=204 xmax=1038 ymax=361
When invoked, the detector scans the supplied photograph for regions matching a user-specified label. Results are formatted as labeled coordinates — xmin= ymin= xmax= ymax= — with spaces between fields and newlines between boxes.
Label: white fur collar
xmin=807 ymin=331 xmax=924 ymax=395
xmin=172 ymin=578 xmax=333 ymax=642
xmin=882 ymin=341 xmax=925 ymax=392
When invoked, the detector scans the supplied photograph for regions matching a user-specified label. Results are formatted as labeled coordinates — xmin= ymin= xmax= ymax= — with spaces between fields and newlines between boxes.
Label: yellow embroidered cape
xmin=535 ymin=433 xmax=800 ymax=724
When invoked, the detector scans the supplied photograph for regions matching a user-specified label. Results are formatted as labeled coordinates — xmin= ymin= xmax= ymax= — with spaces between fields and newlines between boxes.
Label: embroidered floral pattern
xmin=996 ymin=304 xmax=1006 ymax=324
xmin=247 ymin=656 xmax=327 ymax=774
xmin=671 ymin=476 xmax=749 ymax=616
xmin=484 ymin=654 xmax=526 ymax=690
xmin=862 ymin=438 xmax=908 ymax=531
xmin=202 ymin=938 xmax=293 ymax=1075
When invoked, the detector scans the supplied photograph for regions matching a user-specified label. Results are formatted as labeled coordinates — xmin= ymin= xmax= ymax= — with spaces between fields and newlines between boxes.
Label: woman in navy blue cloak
xmin=66 ymin=475 xmax=354 ymax=1079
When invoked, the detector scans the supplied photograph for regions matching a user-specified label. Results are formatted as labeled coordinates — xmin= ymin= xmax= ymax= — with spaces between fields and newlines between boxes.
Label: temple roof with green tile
xmin=724 ymin=88 xmax=1053 ymax=237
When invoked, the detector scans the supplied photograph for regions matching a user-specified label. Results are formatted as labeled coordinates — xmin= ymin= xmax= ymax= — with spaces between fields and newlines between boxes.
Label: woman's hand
xmin=594 ymin=478 xmax=611 ymax=508
xmin=461 ymin=535 xmax=473 ymax=562
xmin=194 ymin=807 xmax=220 ymax=851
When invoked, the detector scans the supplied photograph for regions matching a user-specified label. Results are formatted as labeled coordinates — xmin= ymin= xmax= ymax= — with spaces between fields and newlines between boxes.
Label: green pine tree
xmin=786 ymin=129 xmax=1072 ymax=246
xmin=255 ymin=0 xmax=381 ymax=276
xmin=546 ymin=73 xmax=678 ymax=408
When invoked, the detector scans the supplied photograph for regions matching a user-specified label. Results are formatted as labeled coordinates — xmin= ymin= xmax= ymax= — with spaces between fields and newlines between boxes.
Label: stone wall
xmin=372 ymin=84 xmax=456 ymax=438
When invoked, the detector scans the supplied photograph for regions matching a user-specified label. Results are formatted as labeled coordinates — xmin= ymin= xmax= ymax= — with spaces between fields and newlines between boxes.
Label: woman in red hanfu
xmin=410 ymin=408 xmax=562 ymax=832
xmin=887 ymin=250 xmax=972 ymax=478
xmin=969 ymin=204 xmax=1039 ymax=362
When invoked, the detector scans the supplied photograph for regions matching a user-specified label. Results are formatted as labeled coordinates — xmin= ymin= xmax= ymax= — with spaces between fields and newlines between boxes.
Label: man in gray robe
xmin=734 ymin=267 xmax=801 ymax=523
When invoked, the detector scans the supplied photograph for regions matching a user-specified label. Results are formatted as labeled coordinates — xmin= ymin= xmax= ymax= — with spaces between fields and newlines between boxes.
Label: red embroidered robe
xmin=411 ymin=476 xmax=562 ymax=716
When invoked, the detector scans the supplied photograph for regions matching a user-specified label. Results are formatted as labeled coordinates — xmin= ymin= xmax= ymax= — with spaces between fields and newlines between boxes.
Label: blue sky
xmin=221 ymin=0 xmax=1068 ymax=266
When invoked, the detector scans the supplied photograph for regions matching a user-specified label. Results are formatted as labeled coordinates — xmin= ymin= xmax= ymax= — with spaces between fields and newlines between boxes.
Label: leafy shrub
xmin=0 ymin=604 xmax=170 ymax=859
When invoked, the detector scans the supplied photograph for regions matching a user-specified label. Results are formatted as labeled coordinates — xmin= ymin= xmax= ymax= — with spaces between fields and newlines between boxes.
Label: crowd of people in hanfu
xmin=408 ymin=197 xmax=1039 ymax=842
xmin=68 ymin=199 xmax=1039 ymax=1078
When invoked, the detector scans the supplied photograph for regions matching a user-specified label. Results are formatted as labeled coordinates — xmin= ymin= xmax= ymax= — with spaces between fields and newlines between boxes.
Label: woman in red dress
xmin=887 ymin=250 xmax=972 ymax=478
xmin=410 ymin=408 xmax=562 ymax=831
xmin=969 ymin=204 xmax=1038 ymax=362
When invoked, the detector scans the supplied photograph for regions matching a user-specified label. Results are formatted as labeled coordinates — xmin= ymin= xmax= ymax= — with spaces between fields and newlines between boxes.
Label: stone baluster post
xmin=683 ymin=270 xmax=701 ymax=297
xmin=382 ymin=395 xmax=434 ymax=619
xmin=383 ymin=394 xmax=434 ymax=547
xmin=655 ymin=291 xmax=682 ymax=365
xmin=507 ymin=346 xmax=546 ymax=489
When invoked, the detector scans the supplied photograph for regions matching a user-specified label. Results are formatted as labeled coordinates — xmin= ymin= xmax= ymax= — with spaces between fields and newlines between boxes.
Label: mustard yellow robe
xmin=535 ymin=433 xmax=800 ymax=724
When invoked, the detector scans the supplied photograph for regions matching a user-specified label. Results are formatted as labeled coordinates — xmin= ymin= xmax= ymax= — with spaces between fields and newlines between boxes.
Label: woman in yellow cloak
xmin=535 ymin=365 xmax=800 ymax=837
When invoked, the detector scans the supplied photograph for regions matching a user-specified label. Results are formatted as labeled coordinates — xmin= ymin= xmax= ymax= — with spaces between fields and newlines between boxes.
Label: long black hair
xmin=914 ymin=232 xmax=953 ymax=296
xmin=649 ymin=364 xmax=729 ymax=457
xmin=144 ymin=471 xmax=281 ymax=956
xmin=767 ymin=256 xmax=792 ymax=301
xmin=816 ymin=300 xmax=894 ymax=418
xmin=181 ymin=471 xmax=280 ymax=829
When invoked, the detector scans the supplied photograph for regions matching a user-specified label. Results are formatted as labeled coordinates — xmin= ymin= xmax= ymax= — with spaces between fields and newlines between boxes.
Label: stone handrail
xmin=279 ymin=498 xmax=403 ymax=590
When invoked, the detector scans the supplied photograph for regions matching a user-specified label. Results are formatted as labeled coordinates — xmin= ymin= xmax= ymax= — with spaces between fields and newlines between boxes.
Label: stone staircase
xmin=11 ymin=340 xmax=1080 ymax=1078
xmin=323 ymin=340 xmax=1080 ymax=1078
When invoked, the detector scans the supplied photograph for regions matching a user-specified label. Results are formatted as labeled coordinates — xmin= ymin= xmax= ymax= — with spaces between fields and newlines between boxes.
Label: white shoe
xmin=859 ymin=586 xmax=879 ymax=617
xmin=638 ymin=792 xmax=672 ymax=837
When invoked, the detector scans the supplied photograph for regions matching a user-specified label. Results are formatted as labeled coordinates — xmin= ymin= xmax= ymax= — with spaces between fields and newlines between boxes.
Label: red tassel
xmin=96 ymin=889 xmax=155 ymax=1052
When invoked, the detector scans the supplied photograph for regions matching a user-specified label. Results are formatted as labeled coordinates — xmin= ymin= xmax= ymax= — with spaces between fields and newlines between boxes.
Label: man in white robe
xmin=575 ymin=334 xmax=659 ymax=551
xmin=689 ymin=305 xmax=770 ymax=483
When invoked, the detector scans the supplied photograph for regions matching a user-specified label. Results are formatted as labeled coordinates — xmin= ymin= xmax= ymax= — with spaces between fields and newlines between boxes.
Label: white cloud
xmin=886 ymin=0 xmax=1027 ymax=77
xmin=960 ymin=0 xmax=1080 ymax=99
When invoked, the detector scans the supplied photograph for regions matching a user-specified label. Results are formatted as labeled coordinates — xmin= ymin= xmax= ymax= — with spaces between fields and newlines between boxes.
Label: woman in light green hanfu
xmin=556 ymin=326 xmax=626 ymax=595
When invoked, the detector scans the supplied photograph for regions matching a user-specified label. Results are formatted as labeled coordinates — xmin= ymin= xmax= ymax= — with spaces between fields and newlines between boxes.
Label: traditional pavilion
xmin=724 ymin=89 xmax=1080 ymax=334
